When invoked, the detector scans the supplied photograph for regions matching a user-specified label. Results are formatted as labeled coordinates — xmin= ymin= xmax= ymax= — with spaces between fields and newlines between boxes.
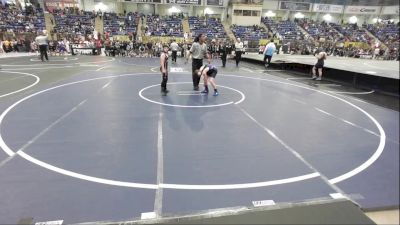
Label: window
xmin=234 ymin=10 xmax=242 ymax=16
xmin=243 ymin=10 xmax=251 ymax=16
xmin=234 ymin=9 xmax=261 ymax=17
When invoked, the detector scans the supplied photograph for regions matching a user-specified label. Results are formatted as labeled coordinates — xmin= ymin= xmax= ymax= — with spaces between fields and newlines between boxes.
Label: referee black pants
xmin=235 ymin=51 xmax=242 ymax=66
xmin=192 ymin=58 xmax=203 ymax=90
xmin=39 ymin=45 xmax=48 ymax=61
xmin=172 ymin=51 xmax=177 ymax=62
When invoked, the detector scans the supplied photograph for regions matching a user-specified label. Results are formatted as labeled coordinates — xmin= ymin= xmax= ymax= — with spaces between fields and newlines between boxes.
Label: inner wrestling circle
xmin=139 ymin=82 xmax=246 ymax=108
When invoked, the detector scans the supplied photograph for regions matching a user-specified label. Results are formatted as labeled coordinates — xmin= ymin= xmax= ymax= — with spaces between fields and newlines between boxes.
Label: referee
xmin=234 ymin=37 xmax=244 ymax=67
xmin=188 ymin=33 xmax=211 ymax=91
xmin=170 ymin=39 xmax=179 ymax=64
xmin=35 ymin=30 xmax=49 ymax=62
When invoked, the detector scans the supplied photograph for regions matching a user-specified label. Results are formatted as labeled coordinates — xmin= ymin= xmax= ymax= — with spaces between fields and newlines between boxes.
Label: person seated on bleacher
xmin=2 ymin=39 xmax=12 ymax=53
xmin=138 ymin=43 xmax=146 ymax=57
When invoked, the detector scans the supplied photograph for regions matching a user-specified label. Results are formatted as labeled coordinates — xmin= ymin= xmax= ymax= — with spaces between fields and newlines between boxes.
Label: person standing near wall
xmin=188 ymin=34 xmax=211 ymax=91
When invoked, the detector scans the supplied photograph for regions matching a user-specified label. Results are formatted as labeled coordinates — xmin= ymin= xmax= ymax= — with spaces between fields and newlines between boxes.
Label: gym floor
xmin=0 ymin=55 xmax=398 ymax=224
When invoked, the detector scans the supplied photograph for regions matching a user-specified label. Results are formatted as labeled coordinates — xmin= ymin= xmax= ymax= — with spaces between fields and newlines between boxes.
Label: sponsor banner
xmin=344 ymin=5 xmax=381 ymax=14
xmin=121 ymin=0 xmax=162 ymax=3
xmin=312 ymin=4 xmax=343 ymax=14
xmin=45 ymin=0 xmax=79 ymax=10
xmin=165 ymin=0 xmax=201 ymax=5
xmin=136 ymin=0 xmax=162 ymax=3
xmin=279 ymin=1 xmax=311 ymax=11
xmin=206 ymin=0 xmax=223 ymax=6
xmin=381 ymin=5 xmax=399 ymax=15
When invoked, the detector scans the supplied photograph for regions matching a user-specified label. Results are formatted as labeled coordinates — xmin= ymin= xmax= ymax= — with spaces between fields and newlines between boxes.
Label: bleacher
xmin=188 ymin=16 xmax=226 ymax=39
xmin=53 ymin=9 xmax=95 ymax=36
xmin=230 ymin=25 xmax=267 ymax=41
xmin=0 ymin=4 xmax=45 ymax=33
xmin=103 ymin=12 xmax=125 ymax=36
xmin=0 ymin=3 xmax=397 ymax=60
xmin=125 ymin=12 xmax=140 ymax=35
xmin=332 ymin=23 xmax=372 ymax=43
xmin=298 ymin=20 xmax=343 ymax=42
xmin=329 ymin=23 xmax=344 ymax=35
xmin=146 ymin=15 xmax=183 ymax=37
xmin=262 ymin=18 xmax=303 ymax=41
xmin=366 ymin=23 xmax=399 ymax=48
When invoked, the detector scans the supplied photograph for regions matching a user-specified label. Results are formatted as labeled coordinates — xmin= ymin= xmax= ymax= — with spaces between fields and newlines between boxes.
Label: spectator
xmin=263 ymin=39 xmax=276 ymax=68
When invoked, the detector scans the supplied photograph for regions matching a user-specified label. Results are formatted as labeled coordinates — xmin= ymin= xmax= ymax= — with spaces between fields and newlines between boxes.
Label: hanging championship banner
xmin=344 ymin=5 xmax=381 ymax=14
xmin=165 ymin=0 xmax=201 ymax=5
xmin=279 ymin=1 xmax=311 ymax=11
xmin=312 ymin=4 xmax=343 ymax=14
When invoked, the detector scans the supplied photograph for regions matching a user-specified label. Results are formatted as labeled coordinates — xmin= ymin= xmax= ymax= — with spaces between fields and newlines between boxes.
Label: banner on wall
xmin=165 ymin=0 xmax=201 ymax=5
xmin=133 ymin=0 xmax=162 ymax=3
xmin=231 ymin=0 xmax=261 ymax=3
xmin=344 ymin=5 xmax=381 ymax=14
xmin=344 ymin=42 xmax=369 ymax=49
xmin=279 ymin=1 xmax=311 ymax=11
xmin=312 ymin=4 xmax=343 ymax=14
xmin=206 ymin=0 xmax=223 ymax=6
xmin=44 ymin=0 xmax=79 ymax=10
xmin=381 ymin=5 xmax=399 ymax=15
xmin=121 ymin=0 xmax=162 ymax=3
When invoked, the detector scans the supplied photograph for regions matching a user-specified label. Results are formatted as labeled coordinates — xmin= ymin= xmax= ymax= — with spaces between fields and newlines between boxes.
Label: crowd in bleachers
xmin=0 ymin=3 xmax=45 ymax=34
xmin=52 ymin=8 xmax=95 ymax=39
xmin=366 ymin=22 xmax=399 ymax=53
xmin=364 ymin=21 xmax=400 ymax=59
xmin=297 ymin=19 xmax=343 ymax=43
xmin=231 ymin=24 xmax=268 ymax=41
xmin=103 ymin=39 xmax=188 ymax=58
xmin=145 ymin=15 xmax=183 ymax=37
xmin=188 ymin=16 xmax=226 ymax=39
xmin=0 ymin=2 xmax=398 ymax=60
xmin=103 ymin=12 xmax=140 ymax=37
xmin=125 ymin=12 xmax=140 ymax=36
xmin=333 ymin=23 xmax=372 ymax=43
xmin=0 ymin=3 xmax=45 ymax=53
xmin=258 ymin=17 xmax=399 ymax=60
xmin=103 ymin=12 xmax=125 ymax=36
xmin=262 ymin=18 xmax=305 ymax=41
